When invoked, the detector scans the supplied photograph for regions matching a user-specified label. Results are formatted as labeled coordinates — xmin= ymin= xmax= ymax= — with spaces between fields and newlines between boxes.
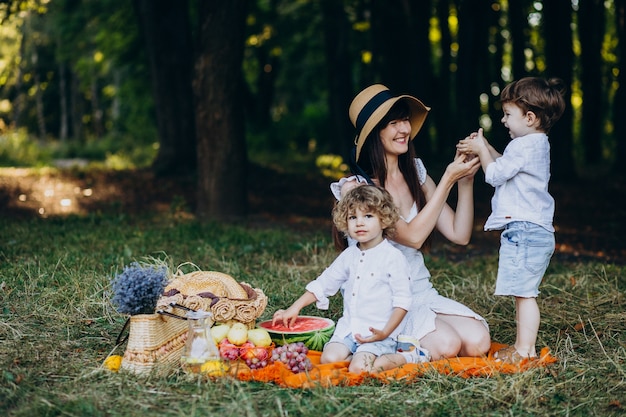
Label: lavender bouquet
xmin=111 ymin=262 xmax=169 ymax=315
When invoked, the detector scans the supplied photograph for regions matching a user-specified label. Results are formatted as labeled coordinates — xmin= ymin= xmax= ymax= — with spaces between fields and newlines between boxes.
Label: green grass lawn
xmin=1 ymin=211 xmax=624 ymax=417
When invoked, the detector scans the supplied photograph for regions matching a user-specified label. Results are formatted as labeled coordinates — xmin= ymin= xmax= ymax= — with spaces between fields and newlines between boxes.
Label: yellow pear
xmin=210 ymin=324 xmax=231 ymax=345
xmin=247 ymin=328 xmax=272 ymax=347
xmin=226 ymin=322 xmax=248 ymax=346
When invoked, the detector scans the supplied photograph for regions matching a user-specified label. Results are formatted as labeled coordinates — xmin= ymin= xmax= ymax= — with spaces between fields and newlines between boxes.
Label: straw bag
xmin=119 ymin=271 xmax=268 ymax=374
xmin=156 ymin=270 xmax=268 ymax=329
xmin=119 ymin=304 xmax=191 ymax=374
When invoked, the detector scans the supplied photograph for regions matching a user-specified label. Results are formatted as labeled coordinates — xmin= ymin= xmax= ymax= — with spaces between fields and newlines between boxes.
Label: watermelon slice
xmin=258 ymin=316 xmax=335 ymax=352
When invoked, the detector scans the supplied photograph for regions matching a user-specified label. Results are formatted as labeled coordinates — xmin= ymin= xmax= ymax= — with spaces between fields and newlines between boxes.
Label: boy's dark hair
xmin=500 ymin=77 xmax=566 ymax=133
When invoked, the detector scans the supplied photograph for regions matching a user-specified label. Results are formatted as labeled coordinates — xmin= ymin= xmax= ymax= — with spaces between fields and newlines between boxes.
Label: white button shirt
xmin=305 ymin=239 xmax=412 ymax=340
xmin=484 ymin=132 xmax=555 ymax=232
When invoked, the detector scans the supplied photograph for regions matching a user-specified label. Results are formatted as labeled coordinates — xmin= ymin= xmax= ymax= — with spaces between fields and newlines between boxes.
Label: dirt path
xmin=1 ymin=166 xmax=623 ymax=264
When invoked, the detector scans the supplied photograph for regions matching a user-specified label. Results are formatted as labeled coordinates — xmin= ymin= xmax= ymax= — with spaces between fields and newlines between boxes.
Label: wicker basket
xmin=120 ymin=305 xmax=191 ymax=374
xmin=156 ymin=270 xmax=268 ymax=329
xmin=119 ymin=271 xmax=267 ymax=375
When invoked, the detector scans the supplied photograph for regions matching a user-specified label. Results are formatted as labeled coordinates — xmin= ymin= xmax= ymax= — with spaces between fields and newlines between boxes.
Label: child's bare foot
xmin=494 ymin=345 xmax=537 ymax=364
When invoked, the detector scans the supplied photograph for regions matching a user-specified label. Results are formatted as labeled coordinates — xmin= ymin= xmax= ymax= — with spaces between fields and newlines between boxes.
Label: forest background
xmin=1 ymin=2 xmax=625 ymax=415
xmin=0 ymin=0 xmax=624 ymax=253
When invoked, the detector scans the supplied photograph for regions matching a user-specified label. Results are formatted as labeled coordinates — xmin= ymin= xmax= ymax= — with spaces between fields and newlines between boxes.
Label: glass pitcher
xmin=180 ymin=310 xmax=226 ymax=376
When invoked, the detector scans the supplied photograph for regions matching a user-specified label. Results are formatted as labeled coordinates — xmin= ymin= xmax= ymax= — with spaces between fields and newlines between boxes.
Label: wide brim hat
xmin=349 ymin=84 xmax=430 ymax=161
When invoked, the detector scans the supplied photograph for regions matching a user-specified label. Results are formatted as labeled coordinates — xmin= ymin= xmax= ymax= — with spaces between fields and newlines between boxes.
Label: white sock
xmin=401 ymin=347 xmax=430 ymax=364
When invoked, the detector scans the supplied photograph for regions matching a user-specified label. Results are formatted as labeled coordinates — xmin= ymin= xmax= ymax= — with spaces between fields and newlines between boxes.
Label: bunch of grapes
xmin=244 ymin=355 xmax=269 ymax=370
xmin=270 ymin=342 xmax=312 ymax=374
xmin=243 ymin=346 xmax=270 ymax=370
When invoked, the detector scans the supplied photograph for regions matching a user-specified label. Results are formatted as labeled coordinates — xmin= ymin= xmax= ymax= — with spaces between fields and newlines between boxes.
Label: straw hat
xmin=164 ymin=270 xmax=249 ymax=298
xmin=349 ymin=84 xmax=430 ymax=161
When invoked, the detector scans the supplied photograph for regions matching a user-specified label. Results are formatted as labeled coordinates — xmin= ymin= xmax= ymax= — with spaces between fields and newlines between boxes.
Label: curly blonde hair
xmin=332 ymin=185 xmax=400 ymax=239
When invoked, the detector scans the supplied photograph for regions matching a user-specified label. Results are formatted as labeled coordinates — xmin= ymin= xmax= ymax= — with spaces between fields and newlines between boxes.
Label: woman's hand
xmin=445 ymin=151 xmax=481 ymax=184
xmin=458 ymin=152 xmax=481 ymax=185
xmin=340 ymin=178 xmax=361 ymax=196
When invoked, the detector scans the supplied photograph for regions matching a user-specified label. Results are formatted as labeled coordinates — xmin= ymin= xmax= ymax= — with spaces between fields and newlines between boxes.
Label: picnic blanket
xmin=233 ymin=343 xmax=556 ymax=388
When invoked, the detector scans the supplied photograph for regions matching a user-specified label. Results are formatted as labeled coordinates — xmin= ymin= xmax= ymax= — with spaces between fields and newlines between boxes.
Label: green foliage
xmin=0 ymin=128 xmax=51 ymax=166
xmin=0 ymin=1 xmax=625 ymax=177
xmin=0 ymin=126 xmax=157 ymax=169
xmin=0 ymin=0 xmax=155 ymax=149
xmin=244 ymin=0 xmax=331 ymax=155
xmin=315 ymin=153 xmax=348 ymax=180
xmin=56 ymin=133 xmax=158 ymax=168
xmin=0 ymin=209 xmax=624 ymax=416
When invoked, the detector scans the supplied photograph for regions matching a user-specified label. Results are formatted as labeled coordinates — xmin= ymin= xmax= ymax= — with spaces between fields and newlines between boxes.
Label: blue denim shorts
xmin=494 ymin=221 xmax=555 ymax=297
xmin=328 ymin=333 xmax=397 ymax=357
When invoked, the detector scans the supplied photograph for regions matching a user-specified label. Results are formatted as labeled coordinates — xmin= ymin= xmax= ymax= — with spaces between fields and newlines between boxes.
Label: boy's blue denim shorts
xmin=328 ymin=333 xmax=397 ymax=357
xmin=494 ymin=221 xmax=555 ymax=298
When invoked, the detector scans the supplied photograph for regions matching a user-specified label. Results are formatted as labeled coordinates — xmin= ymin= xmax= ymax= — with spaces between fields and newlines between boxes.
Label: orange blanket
xmin=234 ymin=343 xmax=556 ymax=388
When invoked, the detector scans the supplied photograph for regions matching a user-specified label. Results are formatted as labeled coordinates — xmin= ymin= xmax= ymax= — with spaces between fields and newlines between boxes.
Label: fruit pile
xmin=211 ymin=322 xmax=273 ymax=369
xmin=211 ymin=323 xmax=314 ymax=373
xmin=270 ymin=342 xmax=312 ymax=374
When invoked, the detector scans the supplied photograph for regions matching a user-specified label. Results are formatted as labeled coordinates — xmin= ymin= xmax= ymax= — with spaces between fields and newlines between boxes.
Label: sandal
xmin=494 ymin=346 xmax=536 ymax=364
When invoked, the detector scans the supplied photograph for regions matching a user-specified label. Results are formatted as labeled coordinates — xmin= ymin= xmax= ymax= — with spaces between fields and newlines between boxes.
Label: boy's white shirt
xmin=305 ymin=239 xmax=412 ymax=340
xmin=484 ymin=132 xmax=555 ymax=232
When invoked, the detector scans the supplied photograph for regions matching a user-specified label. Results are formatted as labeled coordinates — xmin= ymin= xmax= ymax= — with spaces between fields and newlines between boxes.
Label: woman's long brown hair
xmin=333 ymin=100 xmax=429 ymax=252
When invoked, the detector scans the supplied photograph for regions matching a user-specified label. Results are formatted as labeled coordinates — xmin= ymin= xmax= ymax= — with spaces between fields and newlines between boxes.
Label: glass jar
xmin=180 ymin=310 xmax=227 ymax=376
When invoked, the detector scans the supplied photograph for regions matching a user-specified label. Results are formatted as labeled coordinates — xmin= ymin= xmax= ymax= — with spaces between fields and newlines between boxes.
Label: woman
xmin=331 ymin=84 xmax=491 ymax=366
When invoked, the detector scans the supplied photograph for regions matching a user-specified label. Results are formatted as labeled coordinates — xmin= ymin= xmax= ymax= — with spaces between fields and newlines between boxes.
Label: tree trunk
xmin=508 ymin=0 xmax=530 ymax=79
xmin=614 ymin=0 xmax=626 ymax=175
xmin=90 ymin=75 xmax=103 ymax=139
xmin=133 ymin=0 xmax=196 ymax=176
xmin=488 ymin=2 xmax=506 ymax=146
xmin=543 ymin=1 xmax=576 ymax=181
xmin=406 ymin=0 xmax=434 ymax=158
xmin=578 ymin=0 xmax=605 ymax=166
xmin=370 ymin=0 xmax=434 ymax=155
xmin=405 ymin=0 xmax=432 ymax=98
xmin=58 ymin=61 xmax=68 ymax=142
xmin=194 ymin=0 xmax=248 ymax=221
xmin=33 ymin=58 xmax=47 ymax=141
xmin=12 ymin=30 xmax=25 ymax=128
xmin=70 ymin=69 xmax=83 ymax=142
xmin=371 ymin=0 xmax=429 ymax=94
xmin=433 ymin=0 xmax=453 ymax=159
xmin=111 ymin=69 xmax=121 ymax=133
xmin=320 ymin=0 xmax=353 ymax=159
xmin=454 ymin=0 xmax=493 ymax=139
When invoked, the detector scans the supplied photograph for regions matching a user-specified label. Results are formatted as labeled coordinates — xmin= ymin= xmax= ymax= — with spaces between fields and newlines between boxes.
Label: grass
xmin=0 ymin=210 xmax=624 ymax=417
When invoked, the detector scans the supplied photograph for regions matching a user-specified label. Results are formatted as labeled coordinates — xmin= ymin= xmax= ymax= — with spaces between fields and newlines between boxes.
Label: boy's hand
xmin=457 ymin=128 xmax=488 ymax=155
xmin=354 ymin=327 xmax=387 ymax=344
xmin=272 ymin=307 xmax=300 ymax=328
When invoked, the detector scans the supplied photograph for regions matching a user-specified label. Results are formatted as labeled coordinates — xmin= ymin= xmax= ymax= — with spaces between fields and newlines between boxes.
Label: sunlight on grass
xmin=0 ymin=212 xmax=624 ymax=416
xmin=0 ymin=167 xmax=100 ymax=216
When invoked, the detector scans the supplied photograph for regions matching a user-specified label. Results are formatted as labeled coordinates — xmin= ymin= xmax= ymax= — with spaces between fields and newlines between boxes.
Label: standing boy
xmin=457 ymin=77 xmax=566 ymax=363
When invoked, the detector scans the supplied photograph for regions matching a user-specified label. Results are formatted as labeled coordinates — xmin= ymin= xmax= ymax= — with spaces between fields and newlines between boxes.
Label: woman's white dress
xmin=330 ymin=159 xmax=489 ymax=340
